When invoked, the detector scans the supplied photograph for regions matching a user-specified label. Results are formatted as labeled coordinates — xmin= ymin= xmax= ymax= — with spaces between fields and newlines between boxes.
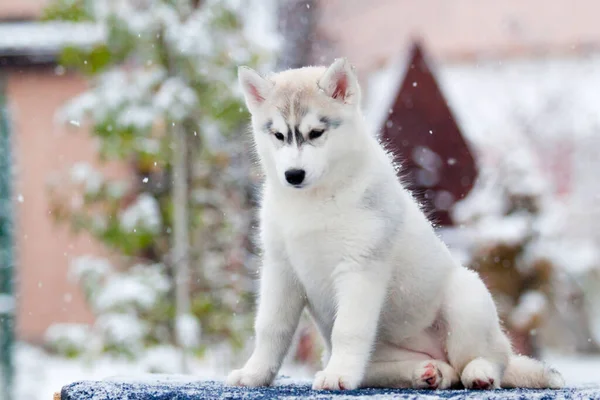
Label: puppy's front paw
xmin=226 ymin=367 xmax=274 ymax=387
xmin=312 ymin=369 xmax=360 ymax=391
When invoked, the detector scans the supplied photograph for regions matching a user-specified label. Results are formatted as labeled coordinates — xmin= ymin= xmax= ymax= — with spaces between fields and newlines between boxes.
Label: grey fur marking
xmin=281 ymin=92 xmax=309 ymax=147
xmin=279 ymin=91 xmax=309 ymax=122
xmin=320 ymin=116 xmax=342 ymax=130
xmin=294 ymin=125 xmax=305 ymax=147
xmin=263 ymin=120 xmax=273 ymax=133
xmin=361 ymin=186 xmax=380 ymax=210
xmin=292 ymin=94 xmax=309 ymax=121
xmin=286 ymin=123 xmax=293 ymax=144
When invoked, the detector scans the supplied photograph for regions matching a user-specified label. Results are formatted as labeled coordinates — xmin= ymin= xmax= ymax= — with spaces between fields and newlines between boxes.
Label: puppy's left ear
xmin=318 ymin=58 xmax=361 ymax=105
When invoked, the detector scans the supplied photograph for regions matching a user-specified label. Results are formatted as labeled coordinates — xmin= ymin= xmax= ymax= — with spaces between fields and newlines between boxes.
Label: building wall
xmin=316 ymin=0 xmax=600 ymax=74
xmin=7 ymin=68 xmax=126 ymax=343
xmin=0 ymin=0 xmax=48 ymax=19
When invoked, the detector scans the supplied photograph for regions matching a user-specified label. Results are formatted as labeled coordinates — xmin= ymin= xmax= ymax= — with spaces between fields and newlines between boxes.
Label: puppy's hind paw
xmin=413 ymin=362 xmax=440 ymax=389
xmin=545 ymin=367 xmax=565 ymax=389
xmin=412 ymin=360 xmax=457 ymax=390
xmin=461 ymin=358 xmax=501 ymax=390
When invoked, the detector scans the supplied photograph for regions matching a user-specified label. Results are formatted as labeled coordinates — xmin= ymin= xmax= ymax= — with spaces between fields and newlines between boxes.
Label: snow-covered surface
xmin=437 ymin=54 xmax=600 ymax=150
xmin=13 ymin=342 xmax=600 ymax=400
xmin=0 ymin=22 xmax=103 ymax=54
xmin=543 ymin=351 xmax=600 ymax=387
xmin=60 ymin=379 xmax=600 ymax=400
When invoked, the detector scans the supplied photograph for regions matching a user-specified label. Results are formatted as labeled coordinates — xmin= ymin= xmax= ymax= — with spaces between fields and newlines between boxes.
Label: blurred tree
xmin=452 ymin=145 xmax=600 ymax=357
xmin=42 ymin=0 xmax=277 ymax=368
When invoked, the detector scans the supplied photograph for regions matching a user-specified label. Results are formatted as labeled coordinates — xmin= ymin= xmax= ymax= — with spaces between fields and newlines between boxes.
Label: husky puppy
xmin=226 ymin=58 xmax=565 ymax=391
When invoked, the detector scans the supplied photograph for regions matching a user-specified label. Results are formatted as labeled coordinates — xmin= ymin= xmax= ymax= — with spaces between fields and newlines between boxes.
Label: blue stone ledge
xmin=57 ymin=375 xmax=599 ymax=400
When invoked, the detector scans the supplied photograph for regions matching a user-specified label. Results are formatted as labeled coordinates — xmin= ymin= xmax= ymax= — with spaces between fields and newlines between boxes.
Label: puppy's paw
xmin=412 ymin=360 xmax=457 ymax=390
xmin=226 ymin=367 xmax=274 ymax=387
xmin=312 ymin=369 xmax=360 ymax=391
xmin=461 ymin=358 xmax=501 ymax=390
xmin=412 ymin=361 xmax=440 ymax=389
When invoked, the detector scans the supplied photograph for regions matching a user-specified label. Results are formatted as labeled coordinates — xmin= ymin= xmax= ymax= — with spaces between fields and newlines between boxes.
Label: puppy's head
xmin=238 ymin=58 xmax=364 ymax=190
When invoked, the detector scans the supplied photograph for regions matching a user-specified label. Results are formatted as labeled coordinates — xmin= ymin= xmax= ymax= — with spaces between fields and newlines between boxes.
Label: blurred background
xmin=1 ymin=0 xmax=600 ymax=398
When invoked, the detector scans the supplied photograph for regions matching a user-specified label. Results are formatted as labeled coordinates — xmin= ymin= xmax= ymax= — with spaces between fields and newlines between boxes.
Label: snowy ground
xmin=542 ymin=351 xmax=600 ymax=387
xmin=14 ymin=343 xmax=600 ymax=400
xmin=14 ymin=342 xmax=313 ymax=400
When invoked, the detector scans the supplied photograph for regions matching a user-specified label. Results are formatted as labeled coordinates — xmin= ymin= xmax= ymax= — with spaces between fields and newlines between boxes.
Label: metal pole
xmin=0 ymin=78 xmax=14 ymax=400
xmin=276 ymin=0 xmax=317 ymax=70
xmin=172 ymin=122 xmax=190 ymax=373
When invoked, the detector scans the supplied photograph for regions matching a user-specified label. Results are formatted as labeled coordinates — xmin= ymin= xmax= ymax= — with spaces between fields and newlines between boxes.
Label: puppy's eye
xmin=309 ymin=129 xmax=325 ymax=140
xmin=273 ymin=132 xmax=285 ymax=141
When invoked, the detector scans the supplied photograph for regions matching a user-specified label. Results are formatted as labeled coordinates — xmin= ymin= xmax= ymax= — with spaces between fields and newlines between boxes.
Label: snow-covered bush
xmin=452 ymin=143 xmax=600 ymax=355
xmin=44 ymin=323 xmax=92 ymax=358
xmin=44 ymin=0 xmax=278 ymax=362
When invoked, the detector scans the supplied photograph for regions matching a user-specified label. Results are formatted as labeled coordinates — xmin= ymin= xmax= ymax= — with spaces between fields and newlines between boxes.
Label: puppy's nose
xmin=285 ymin=169 xmax=306 ymax=186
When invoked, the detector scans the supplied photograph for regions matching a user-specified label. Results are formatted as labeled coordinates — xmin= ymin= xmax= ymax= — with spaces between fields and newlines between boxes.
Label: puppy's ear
xmin=318 ymin=58 xmax=360 ymax=105
xmin=238 ymin=66 xmax=274 ymax=114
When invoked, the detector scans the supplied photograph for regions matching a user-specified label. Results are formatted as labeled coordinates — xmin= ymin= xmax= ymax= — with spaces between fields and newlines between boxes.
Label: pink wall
xmin=316 ymin=0 xmax=600 ymax=73
xmin=0 ymin=0 xmax=49 ymax=19
xmin=8 ymin=68 xmax=126 ymax=343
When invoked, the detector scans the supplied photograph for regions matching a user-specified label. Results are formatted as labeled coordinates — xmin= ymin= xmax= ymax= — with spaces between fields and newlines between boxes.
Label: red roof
xmin=380 ymin=42 xmax=477 ymax=226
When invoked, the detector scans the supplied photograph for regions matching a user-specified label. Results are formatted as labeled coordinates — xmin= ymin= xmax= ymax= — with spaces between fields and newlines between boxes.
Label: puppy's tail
xmin=502 ymin=354 xmax=565 ymax=389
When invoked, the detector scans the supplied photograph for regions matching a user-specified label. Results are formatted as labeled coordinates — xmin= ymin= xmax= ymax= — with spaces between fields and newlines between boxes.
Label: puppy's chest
xmin=276 ymin=201 xmax=381 ymax=279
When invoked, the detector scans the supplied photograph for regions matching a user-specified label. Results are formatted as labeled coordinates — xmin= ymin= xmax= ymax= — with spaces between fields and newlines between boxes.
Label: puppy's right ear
xmin=238 ymin=66 xmax=274 ymax=114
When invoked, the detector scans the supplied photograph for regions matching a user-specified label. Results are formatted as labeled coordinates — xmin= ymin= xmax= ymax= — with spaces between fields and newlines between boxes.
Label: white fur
xmin=227 ymin=59 xmax=565 ymax=391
